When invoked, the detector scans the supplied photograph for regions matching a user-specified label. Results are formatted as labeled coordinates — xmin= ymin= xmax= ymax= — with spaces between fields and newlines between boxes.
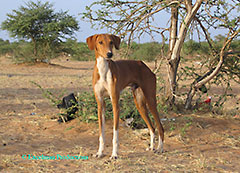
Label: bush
xmin=33 ymin=80 xmax=165 ymax=129
xmin=1 ymin=38 xmax=94 ymax=63
xmin=2 ymin=40 xmax=63 ymax=64
xmin=1 ymin=1 xmax=79 ymax=63
xmin=12 ymin=41 xmax=37 ymax=63
xmin=62 ymin=39 xmax=94 ymax=61
xmin=129 ymin=42 xmax=162 ymax=62
xmin=77 ymin=89 xmax=169 ymax=129
xmin=183 ymin=40 xmax=199 ymax=55
xmin=77 ymin=90 xmax=143 ymax=128
xmin=230 ymin=39 xmax=240 ymax=50
xmin=0 ymin=39 xmax=15 ymax=56
xmin=182 ymin=40 xmax=210 ymax=56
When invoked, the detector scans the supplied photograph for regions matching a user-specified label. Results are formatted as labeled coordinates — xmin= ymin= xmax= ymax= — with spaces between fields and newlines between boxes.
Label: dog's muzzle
xmin=107 ymin=52 xmax=113 ymax=58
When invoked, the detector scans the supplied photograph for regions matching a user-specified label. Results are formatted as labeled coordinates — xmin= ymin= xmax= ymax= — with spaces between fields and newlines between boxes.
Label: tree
xmin=82 ymin=0 xmax=240 ymax=108
xmin=1 ymin=0 xmax=79 ymax=62
xmin=184 ymin=1 xmax=240 ymax=109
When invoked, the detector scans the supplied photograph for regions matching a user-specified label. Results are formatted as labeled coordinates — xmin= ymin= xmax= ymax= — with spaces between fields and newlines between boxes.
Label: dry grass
xmin=0 ymin=56 xmax=239 ymax=172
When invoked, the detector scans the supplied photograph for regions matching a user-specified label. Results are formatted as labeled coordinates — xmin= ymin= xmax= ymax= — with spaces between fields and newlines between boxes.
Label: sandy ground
xmin=0 ymin=56 xmax=239 ymax=172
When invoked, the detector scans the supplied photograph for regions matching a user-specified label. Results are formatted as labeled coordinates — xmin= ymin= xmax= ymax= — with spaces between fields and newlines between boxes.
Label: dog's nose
xmin=107 ymin=52 xmax=113 ymax=58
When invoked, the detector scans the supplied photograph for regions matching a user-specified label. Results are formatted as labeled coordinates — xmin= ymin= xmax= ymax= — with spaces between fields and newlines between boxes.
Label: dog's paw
xmin=146 ymin=146 xmax=155 ymax=151
xmin=110 ymin=155 xmax=118 ymax=160
xmin=154 ymin=148 xmax=164 ymax=154
xmin=93 ymin=153 xmax=104 ymax=158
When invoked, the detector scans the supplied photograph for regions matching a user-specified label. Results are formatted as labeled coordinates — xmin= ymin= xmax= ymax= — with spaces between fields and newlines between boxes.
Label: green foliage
xmin=2 ymin=1 xmax=79 ymax=41
xmin=12 ymin=41 xmax=36 ymax=63
xmin=0 ymin=39 xmax=13 ymax=56
xmin=76 ymin=89 xmax=169 ymax=129
xmin=229 ymin=39 xmax=240 ymax=52
xmin=31 ymin=81 xmax=63 ymax=106
xmin=180 ymin=116 xmax=193 ymax=137
xmin=32 ymin=81 xmax=166 ymax=129
xmin=61 ymin=39 xmax=94 ymax=61
xmin=119 ymin=90 xmax=147 ymax=129
xmin=0 ymin=39 xmax=94 ymax=63
xmin=179 ymin=37 xmax=240 ymax=112
xmin=76 ymin=90 xmax=143 ymax=128
xmin=31 ymin=81 xmax=75 ymax=121
xmin=76 ymin=92 xmax=98 ymax=122
xmin=1 ymin=0 xmax=79 ymax=62
xmin=182 ymin=40 xmax=210 ymax=55
xmin=0 ymin=39 xmax=40 ymax=63
xmin=127 ymin=42 xmax=163 ymax=62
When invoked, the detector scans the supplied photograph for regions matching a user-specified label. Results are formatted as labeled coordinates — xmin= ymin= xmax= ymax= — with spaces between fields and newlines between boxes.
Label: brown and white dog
xmin=86 ymin=34 xmax=164 ymax=159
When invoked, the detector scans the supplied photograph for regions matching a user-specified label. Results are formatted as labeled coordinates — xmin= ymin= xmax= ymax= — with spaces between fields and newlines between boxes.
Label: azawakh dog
xmin=86 ymin=34 xmax=164 ymax=159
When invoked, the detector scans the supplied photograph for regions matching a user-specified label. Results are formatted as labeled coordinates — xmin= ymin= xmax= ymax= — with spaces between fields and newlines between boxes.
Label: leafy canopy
xmin=1 ymin=0 xmax=79 ymax=42
xmin=1 ymin=1 xmax=79 ymax=62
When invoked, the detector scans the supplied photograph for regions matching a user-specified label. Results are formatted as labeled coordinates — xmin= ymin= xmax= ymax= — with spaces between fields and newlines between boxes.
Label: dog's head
xmin=86 ymin=34 xmax=121 ymax=59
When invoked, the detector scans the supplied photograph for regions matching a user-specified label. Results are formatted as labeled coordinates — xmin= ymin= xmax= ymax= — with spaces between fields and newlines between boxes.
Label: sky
xmin=0 ymin=0 xmax=110 ymax=42
xmin=0 ymin=0 xmax=229 ymax=43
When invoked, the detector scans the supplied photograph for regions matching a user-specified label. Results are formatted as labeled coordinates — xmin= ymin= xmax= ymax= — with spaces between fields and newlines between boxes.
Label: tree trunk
xmin=166 ymin=0 xmax=203 ymax=105
xmin=31 ymin=36 xmax=38 ymax=62
xmin=166 ymin=6 xmax=179 ymax=105
xmin=185 ymin=86 xmax=195 ymax=109
xmin=166 ymin=58 xmax=180 ymax=105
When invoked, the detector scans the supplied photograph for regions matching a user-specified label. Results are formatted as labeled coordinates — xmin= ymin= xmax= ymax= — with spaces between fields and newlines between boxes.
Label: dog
xmin=86 ymin=34 xmax=164 ymax=159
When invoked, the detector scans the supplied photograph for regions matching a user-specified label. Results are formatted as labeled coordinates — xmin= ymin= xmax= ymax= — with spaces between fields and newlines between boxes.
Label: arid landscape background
xmin=0 ymin=56 xmax=239 ymax=172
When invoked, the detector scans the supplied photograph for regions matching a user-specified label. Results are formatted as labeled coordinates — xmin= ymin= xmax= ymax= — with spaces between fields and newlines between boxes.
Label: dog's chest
xmin=95 ymin=57 xmax=113 ymax=96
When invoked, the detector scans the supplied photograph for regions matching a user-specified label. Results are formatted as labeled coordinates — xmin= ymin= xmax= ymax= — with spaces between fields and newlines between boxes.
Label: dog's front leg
xmin=95 ymin=95 xmax=106 ymax=158
xmin=110 ymin=92 xmax=120 ymax=159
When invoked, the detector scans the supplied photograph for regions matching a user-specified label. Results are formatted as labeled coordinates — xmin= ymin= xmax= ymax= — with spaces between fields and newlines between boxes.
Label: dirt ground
xmin=0 ymin=56 xmax=239 ymax=172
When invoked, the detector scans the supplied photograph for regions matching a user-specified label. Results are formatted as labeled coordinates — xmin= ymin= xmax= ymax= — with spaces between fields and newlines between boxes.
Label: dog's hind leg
xmin=132 ymin=87 xmax=156 ymax=151
xmin=140 ymin=76 xmax=164 ymax=153
xmin=144 ymin=91 xmax=164 ymax=153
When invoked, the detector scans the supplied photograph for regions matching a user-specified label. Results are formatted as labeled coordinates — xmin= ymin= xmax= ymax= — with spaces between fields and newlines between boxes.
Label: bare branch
xmin=194 ymin=16 xmax=217 ymax=55
xmin=195 ymin=28 xmax=240 ymax=89
xmin=125 ymin=1 xmax=181 ymax=40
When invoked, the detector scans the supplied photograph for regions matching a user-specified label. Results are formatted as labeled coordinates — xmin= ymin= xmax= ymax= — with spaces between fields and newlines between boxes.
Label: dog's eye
xmin=99 ymin=41 xmax=103 ymax=45
xmin=110 ymin=41 xmax=113 ymax=45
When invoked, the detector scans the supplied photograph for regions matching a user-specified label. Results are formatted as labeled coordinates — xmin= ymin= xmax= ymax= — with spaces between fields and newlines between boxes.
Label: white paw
xmin=94 ymin=152 xmax=104 ymax=158
xmin=110 ymin=155 xmax=118 ymax=160
xmin=146 ymin=146 xmax=155 ymax=151
xmin=154 ymin=147 xmax=164 ymax=154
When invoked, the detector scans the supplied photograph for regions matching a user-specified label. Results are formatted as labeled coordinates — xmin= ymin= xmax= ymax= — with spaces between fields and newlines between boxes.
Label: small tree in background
xmin=1 ymin=0 xmax=79 ymax=63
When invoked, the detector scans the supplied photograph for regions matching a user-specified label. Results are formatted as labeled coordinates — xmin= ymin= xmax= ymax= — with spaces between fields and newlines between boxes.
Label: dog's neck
xmin=96 ymin=56 xmax=111 ymax=81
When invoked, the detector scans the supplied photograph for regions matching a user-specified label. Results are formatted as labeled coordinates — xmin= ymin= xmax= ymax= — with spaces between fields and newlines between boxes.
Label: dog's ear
xmin=111 ymin=35 xmax=121 ymax=50
xmin=86 ymin=34 xmax=98 ymax=50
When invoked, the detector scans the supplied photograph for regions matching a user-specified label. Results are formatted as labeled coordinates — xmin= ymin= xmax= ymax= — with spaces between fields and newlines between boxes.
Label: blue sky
xmin=0 ymin=0 xmax=109 ymax=42
xmin=0 ymin=0 xmax=229 ymax=43
xmin=0 ymin=0 xmax=172 ymax=43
